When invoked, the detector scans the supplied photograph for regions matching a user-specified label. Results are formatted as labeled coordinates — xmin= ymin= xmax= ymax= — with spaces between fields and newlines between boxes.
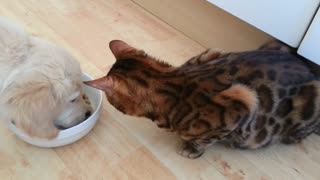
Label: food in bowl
xmin=83 ymin=94 xmax=92 ymax=107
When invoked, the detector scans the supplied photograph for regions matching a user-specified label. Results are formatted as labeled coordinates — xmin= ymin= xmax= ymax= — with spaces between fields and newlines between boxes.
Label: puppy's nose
xmin=85 ymin=111 xmax=92 ymax=119
xmin=55 ymin=124 xmax=68 ymax=130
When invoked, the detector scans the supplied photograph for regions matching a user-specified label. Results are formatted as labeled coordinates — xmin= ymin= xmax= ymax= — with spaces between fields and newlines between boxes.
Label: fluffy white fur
xmin=0 ymin=17 xmax=92 ymax=139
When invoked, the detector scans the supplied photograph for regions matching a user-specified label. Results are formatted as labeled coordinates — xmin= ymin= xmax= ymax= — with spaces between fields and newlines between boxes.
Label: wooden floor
xmin=1 ymin=0 xmax=320 ymax=180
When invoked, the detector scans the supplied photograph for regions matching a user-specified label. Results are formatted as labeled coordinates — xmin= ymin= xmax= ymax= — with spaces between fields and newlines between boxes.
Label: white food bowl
xmin=8 ymin=73 xmax=103 ymax=148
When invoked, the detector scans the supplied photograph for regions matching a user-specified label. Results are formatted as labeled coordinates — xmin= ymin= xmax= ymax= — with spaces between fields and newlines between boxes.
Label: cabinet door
xmin=207 ymin=0 xmax=320 ymax=47
xmin=298 ymin=9 xmax=320 ymax=65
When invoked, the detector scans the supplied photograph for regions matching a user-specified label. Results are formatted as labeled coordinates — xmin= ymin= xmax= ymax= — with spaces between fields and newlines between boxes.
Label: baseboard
xmin=131 ymin=0 xmax=273 ymax=51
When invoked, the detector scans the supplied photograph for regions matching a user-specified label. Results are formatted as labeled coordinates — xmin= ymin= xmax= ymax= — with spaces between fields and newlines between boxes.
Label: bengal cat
xmin=85 ymin=40 xmax=320 ymax=159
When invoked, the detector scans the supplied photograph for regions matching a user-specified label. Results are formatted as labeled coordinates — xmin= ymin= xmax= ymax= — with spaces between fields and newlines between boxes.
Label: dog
xmin=0 ymin=17 xmax=92 ymax=139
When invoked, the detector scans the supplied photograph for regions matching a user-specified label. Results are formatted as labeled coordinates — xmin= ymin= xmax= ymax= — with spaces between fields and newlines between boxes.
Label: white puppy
xmin=0 ymin=17 xmax=92 ymax=139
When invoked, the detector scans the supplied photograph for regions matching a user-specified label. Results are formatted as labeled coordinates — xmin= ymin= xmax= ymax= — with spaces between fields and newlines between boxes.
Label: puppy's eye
xmin=70 ymin=98 xmax=77 ymax=103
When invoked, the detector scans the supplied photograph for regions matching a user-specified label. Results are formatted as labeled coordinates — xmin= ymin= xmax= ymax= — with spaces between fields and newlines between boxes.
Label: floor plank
xmin=1 ymin=0 xmax=320 ymax=180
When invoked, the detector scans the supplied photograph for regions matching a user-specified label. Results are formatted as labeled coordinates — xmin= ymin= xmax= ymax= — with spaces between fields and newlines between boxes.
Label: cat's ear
xmin=84 ymin=76 xmax=114 ymax=91
xmin=109 ymin=40 xmax=135 ymax=60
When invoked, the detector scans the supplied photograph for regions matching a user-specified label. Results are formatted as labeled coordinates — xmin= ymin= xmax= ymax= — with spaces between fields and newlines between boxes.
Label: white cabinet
xmin=298 ymin=9 xmax=320 ymax=64
xmin=207 ymin=0 xmax=320 ymax=48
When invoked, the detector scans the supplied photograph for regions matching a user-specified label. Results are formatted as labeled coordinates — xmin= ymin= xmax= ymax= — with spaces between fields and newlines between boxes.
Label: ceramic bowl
xmin=8 ymin=73 xmax=103 ymax=147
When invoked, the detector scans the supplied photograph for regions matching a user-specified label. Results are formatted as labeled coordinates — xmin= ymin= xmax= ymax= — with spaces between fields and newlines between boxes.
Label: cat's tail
xmin=315 ymin=123 xmax=320 ymax=135
xmin=314 ymin=81 xmax=320 ymax=136
xmin=258 ymin=40 xmax=295 ymax=54
xmin=0 ymin=16 xmax=30 ymax=64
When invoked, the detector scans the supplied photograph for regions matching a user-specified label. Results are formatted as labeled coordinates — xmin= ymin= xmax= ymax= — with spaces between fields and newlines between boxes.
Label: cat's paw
xmin=178 ymin=142 xmax=205 ymax=159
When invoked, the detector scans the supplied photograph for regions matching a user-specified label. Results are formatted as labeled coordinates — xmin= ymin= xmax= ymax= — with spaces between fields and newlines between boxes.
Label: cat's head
xmin=85 ymin=40 xmax=173 ymax=117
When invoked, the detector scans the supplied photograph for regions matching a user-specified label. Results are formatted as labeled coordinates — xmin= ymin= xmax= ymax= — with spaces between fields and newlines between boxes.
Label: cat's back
xmin=179 ymin=49 xmax=320 ymax=149
xmin=182 ymin=50 xmax=317 ymax=88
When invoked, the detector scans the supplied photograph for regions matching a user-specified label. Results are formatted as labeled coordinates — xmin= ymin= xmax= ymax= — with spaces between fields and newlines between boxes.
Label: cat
xmin=85 ymin=40 xmax=320 ymax=159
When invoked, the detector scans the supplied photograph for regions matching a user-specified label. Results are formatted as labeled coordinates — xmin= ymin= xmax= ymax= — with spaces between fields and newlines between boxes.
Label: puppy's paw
xmin=178 ymin=142 xmax=205 ymax=159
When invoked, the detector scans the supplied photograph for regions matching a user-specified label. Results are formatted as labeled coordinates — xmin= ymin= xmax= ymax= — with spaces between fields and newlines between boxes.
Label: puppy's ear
xmin=109 ymin=40 xmax=136 ymax=60
xmin=2 ymin=80 xmax=60 ymax=139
